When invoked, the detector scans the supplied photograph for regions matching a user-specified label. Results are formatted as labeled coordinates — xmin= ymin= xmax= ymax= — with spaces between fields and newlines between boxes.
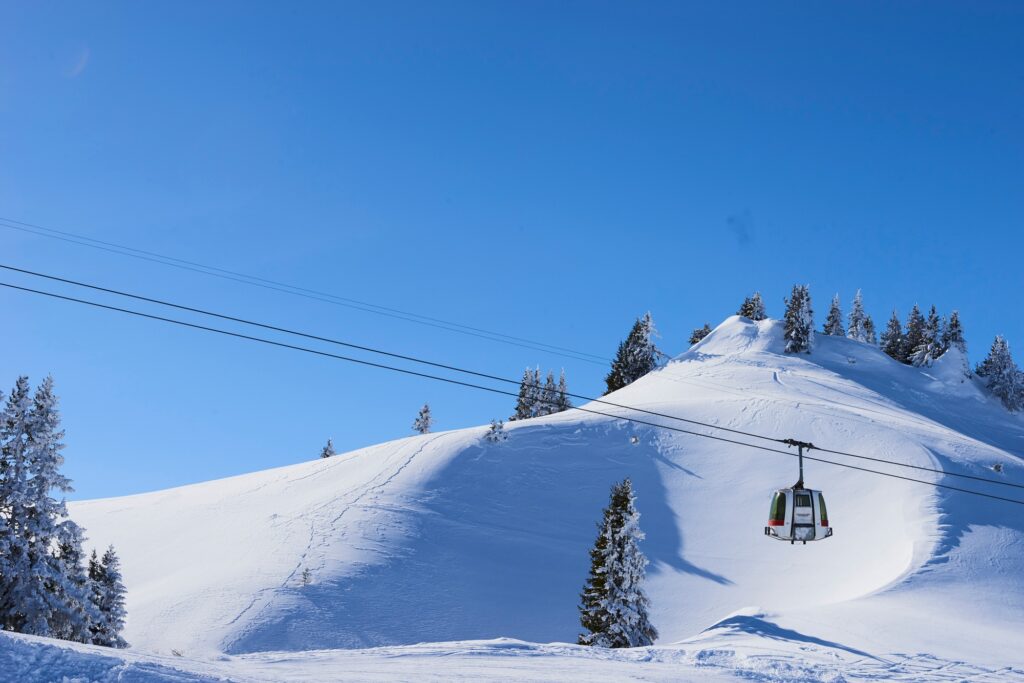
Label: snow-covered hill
xmin=17 ymin=316 xmax=1024 ymax=681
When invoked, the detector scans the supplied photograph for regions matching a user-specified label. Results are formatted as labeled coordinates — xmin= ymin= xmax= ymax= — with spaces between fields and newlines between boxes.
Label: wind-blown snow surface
xmin=29 ymin=317 xmax=1024 ymax=680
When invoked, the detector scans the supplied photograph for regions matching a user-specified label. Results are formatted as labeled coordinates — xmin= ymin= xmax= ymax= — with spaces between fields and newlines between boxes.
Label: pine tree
xmin=605 ymin=313 xmax=661 ymax=394
xmin=910 ymin=306 xmax=943 ymax=367
xmin=320 ymin=439 xmax=336 ymax=459
xmin=484 ymin=419 xmax=508 ymax=443
xmin=736 ymin=292 xmax=767 ymax=321
xmin=536 ymin=371 xmax=558 ymax=417
xmin=976 ymin=336 xmax=1022 ymax=411
xmin=52 ymin=521 xmax=99 ymax=644
xmin=901 ymin=305 xmax=925 ymax=365
xmin=412 ymin=403 xmax=433 ymax=434
xmin=847 ymin=290 xmax=868 ymax=343
xmin=510 ymin=368 xmax=536 ymax=422
xmin=864 ymin=315 xmax=877 ymax=345
xmin=0 ymin=377 xmax=95 ymax=639
xmin=578 ymin=478 xmax=657 ymax=648
xmin=737 ymin=296 xmax=753 ymax=318
xmin=783 ymin=285 xmax=814 ymax=354
xmin=556 ymin=370 xmax=572 ymax=413
xmin=749 ymin=292 xmax=766 ymax=321
xmin=880 ymin=310 xmax=903 ymax=360
xmin=942 ymin=310 xmax=966 ymax=354
xmin=0 ymin=378 xmax=31 ymax=633
xmin=88 ymin=546 xmax=128 ymax=648
xmin=823 ymin=293 xmax=844 ymax=336
xmin=688 ymin=324 xmax=712 ymax=346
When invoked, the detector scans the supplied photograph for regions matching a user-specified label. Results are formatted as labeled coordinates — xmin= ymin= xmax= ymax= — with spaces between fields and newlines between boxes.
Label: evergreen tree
xmin=510 ymin=368 xmax=537 ymax=422
xmin=901 ymin=305 xmax=926 ymax=365
xmin=484 ymin=419 xmax=508 ymax=443
xmin=942 ymin=310 xmax=967 ymax=354
xmin=88 ymin=546 xmax=128 ymax=648
xmin=749 ymin=292 xmax=766 ymax=321
xmin=976 ymin=336 xmax=1022 ymax=411
xmin=319 ymin=439 xmax=336 ymax=459
xmin=605 ymin=313 xmax=661 ymax=394
xmin=847 ymin=290 xmax=868 ymax=343
xmin=52 ymin=521 xmax=99 ymax=644
xmin=909 ymin=305 xmax=942 ymax=367
xmin=783 ymin=285 xmax=814 ymax=354
xmin=688 ymin=324 xmax=712 ymax=346
xmin=736 ymin=292 xmax=767 ymax=321
xmin=0 ymin=378 xmax=32 ymax=633
xmin=737 ymin=296 xmax=753 ymax=318
xmin=823 ymin=293 xmax=844 ymax=336
xmin=0 ymin=377 xmax=94 ymax=639
xmin=555 ymin=370 xmax=572 ymax=413
xmin=578 ymin=479 xmax=657 ymax=648
xmin=536 ymin=371 xmax=558 ymax=417
xmin=412 ymin=403 xmax=433 ymax=434
xmin=864 ymin=315 xmax=877 ymax=345
xmin=880 ymin=310 xmax=903 ymax=360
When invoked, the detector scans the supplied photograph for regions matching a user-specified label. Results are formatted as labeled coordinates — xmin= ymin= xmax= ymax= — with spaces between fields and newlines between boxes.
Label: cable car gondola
xmin=764 ymin=440 xmax=833 ymax=544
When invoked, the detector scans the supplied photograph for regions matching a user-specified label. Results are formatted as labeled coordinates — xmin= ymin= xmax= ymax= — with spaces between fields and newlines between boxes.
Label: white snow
xmin=9 ymin=316 xmax=1024 ymax=681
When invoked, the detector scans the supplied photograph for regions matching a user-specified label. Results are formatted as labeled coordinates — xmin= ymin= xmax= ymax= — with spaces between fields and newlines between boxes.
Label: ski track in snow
xmin=222 ymin=433 xmax=451 ymax=651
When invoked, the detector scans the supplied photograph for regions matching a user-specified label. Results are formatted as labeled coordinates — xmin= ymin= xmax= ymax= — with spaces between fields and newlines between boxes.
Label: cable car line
xmin=2 ymin=279 xmax=1024 ymax=507
xmin=2 ymin=263 xmax=1022 ymax=494
xmin=0 ymin=216 xmax=608 ymax=366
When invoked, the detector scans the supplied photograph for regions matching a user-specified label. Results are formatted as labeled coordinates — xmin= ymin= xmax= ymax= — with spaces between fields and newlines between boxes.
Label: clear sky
xmin=1 ymin=2 xmax=1022 ymax=500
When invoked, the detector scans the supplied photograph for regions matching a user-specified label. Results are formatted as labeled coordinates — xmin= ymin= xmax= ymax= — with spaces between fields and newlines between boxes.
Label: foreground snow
xmin=39 ymin=316 xmax=1024 ymax=680
xmin=5 ymin=627 xmax=1023 ymax=683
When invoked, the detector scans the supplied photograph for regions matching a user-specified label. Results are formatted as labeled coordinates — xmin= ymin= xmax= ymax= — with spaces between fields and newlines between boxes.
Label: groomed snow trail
xmin=59 ymin=317 xmax=1024 ymax=679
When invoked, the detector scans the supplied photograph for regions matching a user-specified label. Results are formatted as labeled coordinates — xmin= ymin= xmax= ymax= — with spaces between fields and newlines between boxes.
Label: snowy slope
xmin=62 ymin=317 xmax=1024 ymax=678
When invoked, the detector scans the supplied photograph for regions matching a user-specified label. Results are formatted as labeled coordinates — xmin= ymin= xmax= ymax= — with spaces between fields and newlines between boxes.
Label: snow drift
xmin=64 ymin=317 xmax=1024 ymax=672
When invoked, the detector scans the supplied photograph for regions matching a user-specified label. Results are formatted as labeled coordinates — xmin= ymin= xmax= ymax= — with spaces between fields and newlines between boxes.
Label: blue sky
xmin=1 ymin=2 xmax=1022 ymax=499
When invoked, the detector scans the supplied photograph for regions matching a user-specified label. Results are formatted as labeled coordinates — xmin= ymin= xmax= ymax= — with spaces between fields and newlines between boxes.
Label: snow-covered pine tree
xmin=52 ymin=520 xmax=99 ymax=644
xmin=412 ymin=403 xmax=433 ymax=434
xmin=910 ymin=305 xmax=943 ymax=367
xmin=688 ymin=324 xmax=712 ymax=346
xmin=556 ymin=370 xmax=572 ymax=413
xmin=736 ymin=292 xmax=767 ymax=320
xmin=320 ymin=439 xmax=336 ymax=459
xmin=88 ymin=546 xmax=128 ymax=648
xmin=604 ymin=313 xmax=661 ymax=394
xmin=578 ymin=478 xmax=657 ymax=648
xmin=901 ymin=305 xmax=926 ymax=365
xmin=976 ymin=336 xmax=1022 ymax=411
xmin=484 ymin=419 xmax=508 ymax=443
xmin=942 ymin=310 xmax=967 ymax=354
xmin=0 ymin=379 xmax=29 ymax=633
xmin=737 ymin=296 xmax=753 ymax=318
xmin=864 ymin=315 xmax=877 ymax=345
xmin=749 ymin=292 xmax=766 ymax=321
xmin=536 ymin=371 xmax=558 ymax=417
xmin=783 ymin=285 xmax=814 ymax=354
xmin=25 ymin=376 xmax=91 ymax=639
xmin=880 ymin=310 xmax=903 ymax=360
xmin=847 ymin=290 xmax=868 ymax=342
xmin=510 ymin=368 xmax=536 ymax=422
xmin=823 ymin=293 xmax=845 ymax=336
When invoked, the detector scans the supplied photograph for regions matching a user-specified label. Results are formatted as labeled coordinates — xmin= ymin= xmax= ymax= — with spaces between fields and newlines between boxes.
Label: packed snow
xmin=7 ymin=316 xmax=1024 ymax=681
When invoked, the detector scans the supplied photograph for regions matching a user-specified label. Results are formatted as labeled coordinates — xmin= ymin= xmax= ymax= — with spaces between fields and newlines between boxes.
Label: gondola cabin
xmin=764 ymin=488 xmax=832 ymax=543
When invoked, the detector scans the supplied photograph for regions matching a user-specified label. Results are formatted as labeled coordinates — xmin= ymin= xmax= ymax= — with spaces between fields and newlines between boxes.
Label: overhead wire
xmin=5 ymin=262 xmax=1022 ymax=493
xmin=0 ymin=216 xmax=608 ymax=365
xmin=2 ymin=276 xmax=1023 ymax=506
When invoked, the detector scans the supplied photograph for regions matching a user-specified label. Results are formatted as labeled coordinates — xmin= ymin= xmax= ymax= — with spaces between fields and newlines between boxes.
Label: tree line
xmin=0 ymin=376 xmax=128 ymax=647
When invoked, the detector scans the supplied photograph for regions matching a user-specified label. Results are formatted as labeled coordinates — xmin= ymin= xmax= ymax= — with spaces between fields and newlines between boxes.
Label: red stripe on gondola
xmin=767 ymin=520 xmax=785 ymax=526
xmin=821 ymin=520 xmax=828 ymax=526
